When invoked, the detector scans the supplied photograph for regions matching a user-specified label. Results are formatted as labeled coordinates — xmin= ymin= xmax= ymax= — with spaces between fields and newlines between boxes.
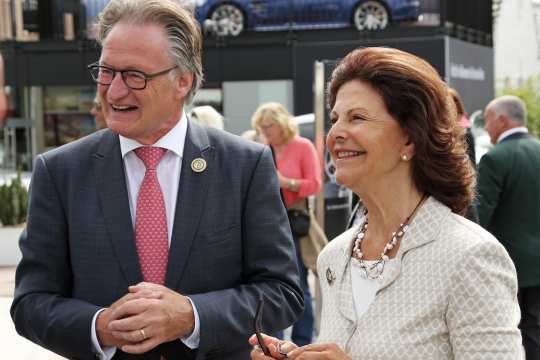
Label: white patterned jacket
xmin=317 ymin=197 xmax=523 ymax=359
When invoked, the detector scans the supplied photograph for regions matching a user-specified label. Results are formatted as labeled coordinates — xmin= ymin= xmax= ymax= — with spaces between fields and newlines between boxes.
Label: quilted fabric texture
xmin=316 ymin=197 xmax=523 ymax=359
xmin=134 ymin=146 xmax=169 ymax=284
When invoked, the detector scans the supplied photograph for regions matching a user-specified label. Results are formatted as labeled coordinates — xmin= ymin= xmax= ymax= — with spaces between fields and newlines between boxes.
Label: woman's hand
xmin=248 ymin=333 xmax=297 ymax=359
xmin=277 ymin=171 xmax=299 ymax=192
xmin=286 ymin=343 xmax=351 ymax=360
xmin=277 ymin=171 xmax=288 ymax=189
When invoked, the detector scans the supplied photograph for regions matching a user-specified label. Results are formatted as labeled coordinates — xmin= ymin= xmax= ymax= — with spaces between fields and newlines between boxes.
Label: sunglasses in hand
xmin=254 ymin=297 xmax=271 ymax=356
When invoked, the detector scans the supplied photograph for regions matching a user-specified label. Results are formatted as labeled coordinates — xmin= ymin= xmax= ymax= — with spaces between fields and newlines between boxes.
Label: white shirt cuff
xmin=91 ymin=309 xmax=117 ymax=360
xmin=181 ymin=297 xmax=200 ymax=349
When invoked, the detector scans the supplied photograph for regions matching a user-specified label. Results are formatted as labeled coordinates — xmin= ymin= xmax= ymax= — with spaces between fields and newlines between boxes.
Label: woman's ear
xmin=402 ymin=139 xmax=416 ymax=160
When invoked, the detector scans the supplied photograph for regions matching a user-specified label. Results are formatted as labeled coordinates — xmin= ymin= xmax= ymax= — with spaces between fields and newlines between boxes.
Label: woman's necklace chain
xmin=352 ymin=195 xmax=426 ymax=280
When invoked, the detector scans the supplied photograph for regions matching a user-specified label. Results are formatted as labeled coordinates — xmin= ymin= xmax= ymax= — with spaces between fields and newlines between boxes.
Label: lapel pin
xmin=191 ymin=158 xmax=207 ymax=173
xmin=326 ymin=267 xmax=336 ymax=286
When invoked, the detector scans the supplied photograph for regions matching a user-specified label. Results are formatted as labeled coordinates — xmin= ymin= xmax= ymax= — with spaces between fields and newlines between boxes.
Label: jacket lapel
xmin=165 ymin=121 xmax=213 ymax=289
xmin=380 ymin=196 xmax=449 ymax=290
xmin=335 ymin=229 xmax=358 ymax=324
xmin=94 ymin=131 xmax=143 ymax=286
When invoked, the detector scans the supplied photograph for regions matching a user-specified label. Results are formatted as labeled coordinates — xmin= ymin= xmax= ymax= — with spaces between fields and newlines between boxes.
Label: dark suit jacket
xmin=477 ymin=132 xmax=540 ymax=287
xmin=11 ymin=121 xmax=304 ymax=359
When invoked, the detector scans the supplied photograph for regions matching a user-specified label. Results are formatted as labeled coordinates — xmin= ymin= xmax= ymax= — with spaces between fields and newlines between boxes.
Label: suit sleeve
xmin=189 ymin=146 xmax=304 ymax=356
xmin=446 ymin=239 xmax=522 ymax=358
xmin=476 ymin=152 xmax=505 ymax=227
xmin=10 ymin=155 xmax=100 ymax=360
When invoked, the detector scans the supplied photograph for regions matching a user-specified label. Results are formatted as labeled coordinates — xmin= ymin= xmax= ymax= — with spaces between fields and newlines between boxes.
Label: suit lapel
xmin=165 ymin=121 xmax=213 ymax=289
xmin=94 ymin=131 xmax=143 ymax=286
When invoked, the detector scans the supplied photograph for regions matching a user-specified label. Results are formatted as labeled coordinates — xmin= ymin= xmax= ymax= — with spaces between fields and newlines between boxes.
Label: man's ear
xmin=174 ymin=72 xmax=194 ymax=100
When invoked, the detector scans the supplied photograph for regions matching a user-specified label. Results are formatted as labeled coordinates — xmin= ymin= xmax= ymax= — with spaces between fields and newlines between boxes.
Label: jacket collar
xmin=335 ymin=196 xmax=450 ymax=323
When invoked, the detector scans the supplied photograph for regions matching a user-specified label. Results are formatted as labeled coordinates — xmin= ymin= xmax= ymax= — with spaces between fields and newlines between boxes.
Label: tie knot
xmin=135 ymin=146 xmax=167 ymax=170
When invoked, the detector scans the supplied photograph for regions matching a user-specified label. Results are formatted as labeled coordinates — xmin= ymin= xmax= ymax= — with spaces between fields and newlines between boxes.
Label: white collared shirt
xmin=91 ymin=113 xmax=201 ymax=359
xmin=497 ymin=126 xmax=528 ymax=143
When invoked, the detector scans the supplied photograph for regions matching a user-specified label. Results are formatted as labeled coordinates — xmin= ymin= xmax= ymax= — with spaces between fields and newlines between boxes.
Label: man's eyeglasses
xmin=87 ymin=63 xmax=178 ymax=90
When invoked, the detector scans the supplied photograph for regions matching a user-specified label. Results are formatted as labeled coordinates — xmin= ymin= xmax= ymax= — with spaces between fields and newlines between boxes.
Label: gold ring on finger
xmin=139 ymin=328 xmax=147 ymax=340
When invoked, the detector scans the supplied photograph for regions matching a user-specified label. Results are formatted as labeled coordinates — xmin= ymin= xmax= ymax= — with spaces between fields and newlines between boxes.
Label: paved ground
xmin=0 ymin=267 xmax=64 ymax=359
xmin=0 ymin=267 xmax=15 ymax=297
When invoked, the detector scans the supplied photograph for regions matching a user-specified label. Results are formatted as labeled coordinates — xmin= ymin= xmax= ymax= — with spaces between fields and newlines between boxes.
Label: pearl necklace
xmin=352 ymin=195 xmax=426 ymax=280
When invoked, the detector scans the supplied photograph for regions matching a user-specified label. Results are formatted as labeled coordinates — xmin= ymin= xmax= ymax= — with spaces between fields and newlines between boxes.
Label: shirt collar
xmin=497 ymin=126 xmax=528 ymax=143
xmin=119 ymin=111 xmax=188 ymax=158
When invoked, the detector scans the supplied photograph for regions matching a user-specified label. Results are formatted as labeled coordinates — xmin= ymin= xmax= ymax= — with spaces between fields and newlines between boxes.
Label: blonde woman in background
xmin=0 ymin=53 xmax=7 ymax=123
xmin=252 ymin=102 xmax=322 ymax=346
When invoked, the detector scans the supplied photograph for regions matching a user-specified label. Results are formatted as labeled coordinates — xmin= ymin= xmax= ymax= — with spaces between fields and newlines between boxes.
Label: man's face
xmin=98 ymin=22 xmax=193 ymax=144
xmin=484 ymin=107 xmax=504 ymax=144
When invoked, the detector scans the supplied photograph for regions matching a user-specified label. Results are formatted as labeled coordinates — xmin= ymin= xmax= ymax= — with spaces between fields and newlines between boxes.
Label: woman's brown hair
xmin=328 ymin=47 xmax=475 ymax=215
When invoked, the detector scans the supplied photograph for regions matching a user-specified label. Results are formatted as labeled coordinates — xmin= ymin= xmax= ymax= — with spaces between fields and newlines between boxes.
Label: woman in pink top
xmin=0 ymin=53 xmax=7 ymax=123
xmin=252 ymin=102 xmax=322 ymax=346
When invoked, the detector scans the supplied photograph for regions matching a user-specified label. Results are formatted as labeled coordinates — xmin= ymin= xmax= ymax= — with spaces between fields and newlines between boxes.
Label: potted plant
xmin=0 ymin=172 xmax=28 ymax=266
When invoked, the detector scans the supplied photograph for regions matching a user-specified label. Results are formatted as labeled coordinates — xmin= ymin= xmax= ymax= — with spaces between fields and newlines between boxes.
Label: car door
xmin=292 ymin=0 xmax=345 ymax=28
xmin=249 ymin=0 xmax=292 ymax=29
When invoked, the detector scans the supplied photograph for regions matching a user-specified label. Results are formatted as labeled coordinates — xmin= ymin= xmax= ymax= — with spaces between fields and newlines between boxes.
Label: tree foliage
xmin=498 ymin=76 xmax=540 ymax=137
xmin=0 ymin=173 xmax=28 ymax=226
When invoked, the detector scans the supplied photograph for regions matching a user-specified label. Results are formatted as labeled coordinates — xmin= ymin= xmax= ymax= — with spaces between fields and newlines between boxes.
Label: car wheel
xmin=353 ymin=1 xmax=389 ymax=30
xmin=209 ymin=4 xmax=244 ymax=37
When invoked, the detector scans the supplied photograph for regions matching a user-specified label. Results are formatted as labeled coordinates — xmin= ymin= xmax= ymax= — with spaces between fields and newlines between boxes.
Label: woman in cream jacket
xmin=250 ymin=47 xmax=522 ymax=359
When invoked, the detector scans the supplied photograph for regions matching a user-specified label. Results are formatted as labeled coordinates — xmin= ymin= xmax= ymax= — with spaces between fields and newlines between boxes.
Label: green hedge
xmin=0 ymin=173 xmax=28 ymax=226
xmin=499 ymin=76 xmax=540 ymax=137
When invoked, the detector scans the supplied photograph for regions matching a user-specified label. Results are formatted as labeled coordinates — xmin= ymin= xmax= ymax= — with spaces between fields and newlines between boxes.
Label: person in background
xmin=477 ymin=95 xmax=540 ymax=359
xmin=90 ymin=94 xmax=107 ymax=130
xmin=189 ymin=105 xmax=224 ymax=130
xmin=250 ymin=47 xmax=522 ymax=360
xmin=448 ymin=87 xmax=478 ymax=222
xmin=252 ymin=102 xmax=322 ymax=346
xmin=449 ymin=87 xmax=476 ymax=166
xmin=0 ymin=52 xmax=7 ymax=123
xmin=11 ymin=1 xmax=303 ymax=359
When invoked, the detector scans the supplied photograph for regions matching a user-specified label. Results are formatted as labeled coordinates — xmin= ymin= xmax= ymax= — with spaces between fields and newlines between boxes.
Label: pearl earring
xmin=401 ymin=154 xmax=408 ymax=161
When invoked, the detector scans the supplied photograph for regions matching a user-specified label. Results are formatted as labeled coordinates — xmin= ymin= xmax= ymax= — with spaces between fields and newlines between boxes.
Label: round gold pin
xmin=191 ymin=158 xmax=207 ymax=173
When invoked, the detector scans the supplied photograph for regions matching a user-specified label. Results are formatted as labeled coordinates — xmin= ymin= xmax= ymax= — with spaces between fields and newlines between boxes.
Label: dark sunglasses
xmin=254 ymin=297 xmax=271 ymax=356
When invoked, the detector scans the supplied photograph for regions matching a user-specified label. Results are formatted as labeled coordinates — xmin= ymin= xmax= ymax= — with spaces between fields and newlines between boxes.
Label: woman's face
xmin=327 ymin=80 xmax=412 ymax=190
xmin=259 ymin=117 xmax=285 ymax=146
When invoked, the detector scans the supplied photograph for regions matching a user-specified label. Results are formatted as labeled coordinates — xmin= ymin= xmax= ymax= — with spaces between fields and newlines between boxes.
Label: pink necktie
xmin=134 ymin=146 xmax=169 ymax=284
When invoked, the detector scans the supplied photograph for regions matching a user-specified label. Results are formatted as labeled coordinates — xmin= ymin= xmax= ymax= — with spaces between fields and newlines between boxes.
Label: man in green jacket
xmin=478 ymin=95 xmax=540 ymax=358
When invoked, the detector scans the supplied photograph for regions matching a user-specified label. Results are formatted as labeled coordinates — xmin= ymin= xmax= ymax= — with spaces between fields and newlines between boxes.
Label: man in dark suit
xmin=10 ymin=1 xmax=303 ymax=359
xmin=477 ymin=95 xmax=540 ymax=359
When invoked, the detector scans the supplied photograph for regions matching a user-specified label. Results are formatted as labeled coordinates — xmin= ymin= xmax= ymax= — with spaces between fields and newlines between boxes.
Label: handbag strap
xmin=270 ymin=145 xmax=287 ymax=207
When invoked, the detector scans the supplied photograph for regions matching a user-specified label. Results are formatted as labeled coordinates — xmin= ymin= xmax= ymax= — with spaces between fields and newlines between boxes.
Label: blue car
xmin=195 ymin=0 xmax=420 ymax=37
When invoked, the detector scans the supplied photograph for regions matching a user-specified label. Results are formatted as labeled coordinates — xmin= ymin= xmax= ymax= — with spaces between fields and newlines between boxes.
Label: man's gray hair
xmin=96 ymin=0 xmax=203 ymax=103
xmin=490 ymin=95 xmax=528 ymax=125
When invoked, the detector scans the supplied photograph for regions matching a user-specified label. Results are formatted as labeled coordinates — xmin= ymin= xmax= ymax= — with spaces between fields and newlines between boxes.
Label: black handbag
xmin=287 ymin=208 xmax=310 ymax=237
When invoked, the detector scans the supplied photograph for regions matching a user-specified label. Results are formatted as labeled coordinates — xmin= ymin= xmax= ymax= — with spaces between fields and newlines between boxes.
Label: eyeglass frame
xmin=87 ymin=62 xmax=179 ymax=90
